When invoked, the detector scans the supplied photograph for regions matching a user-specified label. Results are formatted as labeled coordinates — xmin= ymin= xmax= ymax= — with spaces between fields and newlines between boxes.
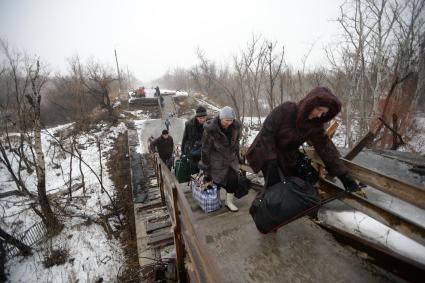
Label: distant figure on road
xmin=165 ymin=117 xmax=171 ymax=131
xmin=181 ymin=106 xmax=208 ymax=174
xmin=155 ymin=86 xmax=160 ymax=97
xmin=150 ymin=130 xmax=174 ymax=169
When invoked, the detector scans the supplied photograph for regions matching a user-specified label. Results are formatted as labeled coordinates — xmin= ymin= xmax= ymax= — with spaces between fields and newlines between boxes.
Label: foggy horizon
xmin=1 ymin=0 xmax=344 ymax=84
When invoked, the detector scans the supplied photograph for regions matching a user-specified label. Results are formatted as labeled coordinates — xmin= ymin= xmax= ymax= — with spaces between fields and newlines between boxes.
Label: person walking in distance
xmin=165 ymin=117 xmax=171 ymax=131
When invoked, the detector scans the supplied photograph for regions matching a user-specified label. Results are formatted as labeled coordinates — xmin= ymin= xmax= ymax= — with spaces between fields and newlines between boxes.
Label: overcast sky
xmin=0 ymin=0 xmax=344 ymax=83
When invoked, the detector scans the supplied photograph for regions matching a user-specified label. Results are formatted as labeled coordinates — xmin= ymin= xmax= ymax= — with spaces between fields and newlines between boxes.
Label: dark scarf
xmin=220 ymin=123 xmax=233 ymax=145
xmin=194 ymin=119 xmax=204 ymax=141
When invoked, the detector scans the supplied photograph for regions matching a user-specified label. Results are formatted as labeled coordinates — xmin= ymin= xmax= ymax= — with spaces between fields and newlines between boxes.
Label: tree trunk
xmin=34 ymin=120 xmax=61 ymax=232
xmin=0 ymin=227 xmax=31 ymax=256
xmin=30 ymin=61 xmax=61 ymax=233
xmin=415 ymin=34 xmax=425 ymax=108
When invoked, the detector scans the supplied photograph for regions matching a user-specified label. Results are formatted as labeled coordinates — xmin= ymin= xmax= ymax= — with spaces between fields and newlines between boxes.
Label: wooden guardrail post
xmin=158 ymin=163 xmax=166 ymax=206
xmin=172 ymin=185 xmax=187 ymax=282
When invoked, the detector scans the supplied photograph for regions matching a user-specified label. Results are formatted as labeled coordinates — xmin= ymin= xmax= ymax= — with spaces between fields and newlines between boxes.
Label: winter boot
xmin=225 ymin=193 xmax=238 ymax=212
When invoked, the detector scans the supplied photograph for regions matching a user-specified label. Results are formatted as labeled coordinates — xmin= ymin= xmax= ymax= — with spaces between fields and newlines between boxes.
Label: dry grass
xmin=42 ymin=246 xmax=70 ymax=268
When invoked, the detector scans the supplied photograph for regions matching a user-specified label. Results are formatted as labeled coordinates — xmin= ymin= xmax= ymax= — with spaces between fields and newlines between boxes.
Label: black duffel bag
xmin=249 ymin=169 xmax=321 ymax=234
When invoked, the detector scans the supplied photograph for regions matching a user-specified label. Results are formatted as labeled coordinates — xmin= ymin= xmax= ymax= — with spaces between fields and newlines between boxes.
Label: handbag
xmin=234 ymin=174 xmax=251 ymax=199
xmin=191 ymin=173 xmax=221 ymax=213
xmin=249 ymin=169 xmax=321 ymax=234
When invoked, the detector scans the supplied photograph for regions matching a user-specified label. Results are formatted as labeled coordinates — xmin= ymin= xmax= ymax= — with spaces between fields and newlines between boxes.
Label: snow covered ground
xmin=1 ymin=122 xmax=128 ymax=282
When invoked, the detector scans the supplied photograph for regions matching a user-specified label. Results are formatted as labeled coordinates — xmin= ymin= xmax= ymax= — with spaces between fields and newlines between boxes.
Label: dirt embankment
xmin=106 ymin=132 xmax=140 ymax=283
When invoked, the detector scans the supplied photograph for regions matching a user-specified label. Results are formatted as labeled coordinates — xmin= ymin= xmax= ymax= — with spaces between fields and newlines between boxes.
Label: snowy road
xmin=136 ymin=95 xmax=186 ymax=154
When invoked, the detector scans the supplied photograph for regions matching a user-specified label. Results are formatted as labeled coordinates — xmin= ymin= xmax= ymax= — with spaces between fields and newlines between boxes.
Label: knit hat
xmin=195 ymin=106 xmax=207 ymax=117
xmin=162 ymin=129 xmax=169 ymax=135
xmin=219 ymin=106 xmax=235 ymax=119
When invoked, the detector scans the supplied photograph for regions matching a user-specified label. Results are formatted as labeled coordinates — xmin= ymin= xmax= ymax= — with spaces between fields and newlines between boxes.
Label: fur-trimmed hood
xmin=296 ymin=86 xmax=341 ymax=128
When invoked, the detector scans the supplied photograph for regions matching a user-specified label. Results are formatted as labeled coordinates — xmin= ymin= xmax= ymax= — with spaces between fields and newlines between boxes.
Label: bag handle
xmin=277 ymin=167 xmax=286 ymax=183
xmin=264 ymin=167 xmax=286 ymax=191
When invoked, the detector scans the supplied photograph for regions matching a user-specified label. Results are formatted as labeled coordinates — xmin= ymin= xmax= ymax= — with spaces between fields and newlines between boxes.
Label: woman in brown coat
xmin=200 ymin=106 xmax=242 ymax=212
xmin=246 ymin=86 xmax=358 ymax=191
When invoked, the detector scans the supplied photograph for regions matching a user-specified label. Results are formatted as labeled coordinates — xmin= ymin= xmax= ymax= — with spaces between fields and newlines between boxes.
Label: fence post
xmin=172 ymin=185 xmax=187 ymax=282
xmin=158 ymin=163 xmax=166 ymax=206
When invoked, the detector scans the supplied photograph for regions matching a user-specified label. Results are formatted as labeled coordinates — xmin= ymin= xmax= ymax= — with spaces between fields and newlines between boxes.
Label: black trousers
xmin=261 ymin=167 xmax=281 ymax=188
xmin=216 ymin=169 xmax=238 ymax=194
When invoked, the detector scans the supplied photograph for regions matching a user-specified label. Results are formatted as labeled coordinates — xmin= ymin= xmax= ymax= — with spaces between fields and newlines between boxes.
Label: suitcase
xmin=175 ymin=156 xmax=191 ymax=183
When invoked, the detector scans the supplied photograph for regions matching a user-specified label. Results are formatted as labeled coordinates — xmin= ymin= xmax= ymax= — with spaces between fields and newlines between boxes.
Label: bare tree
xmin=26 ymin=60 xmax=62 ymax=233
xmin=80 ymin=58 xmax=117 ymax=116
xmin=243 ymin=35 xmax=268 ymax=124
xmin=265 ymin=42 xmax=285 ymax=110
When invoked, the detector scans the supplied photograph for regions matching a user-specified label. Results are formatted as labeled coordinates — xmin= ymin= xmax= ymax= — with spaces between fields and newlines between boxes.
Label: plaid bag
xmin=191 ymin=174 xmax=221 ymax=213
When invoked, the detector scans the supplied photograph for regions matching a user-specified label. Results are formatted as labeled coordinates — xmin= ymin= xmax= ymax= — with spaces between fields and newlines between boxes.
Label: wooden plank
xmin=305 ymin=149 xmax=425 ymax=210
xmin=156 ymin=154 xmax=223 ymax=283
xmin=344 ymin=131 xmax=377 ymax=160
xmin=318 ymin=178 xmax=425 ymax=246
xmin=147 ymin=231 xmax=174 ymax=246
xmin=343 ymin=159 xmax=425 ymax=210
xmin=146 ymin=221 xmax=171 ymax=234
xmin=326 ymin=120 xmax=339 ymax=138
xmin=137 ymin=199 xmax=164 ymax=211
xmin=240 ymin=162 xmax=425 ymax=246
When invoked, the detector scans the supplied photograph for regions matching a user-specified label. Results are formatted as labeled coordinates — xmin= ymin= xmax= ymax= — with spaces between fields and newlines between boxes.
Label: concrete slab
xmin=179 ymin=183 xmax=403 ymax=282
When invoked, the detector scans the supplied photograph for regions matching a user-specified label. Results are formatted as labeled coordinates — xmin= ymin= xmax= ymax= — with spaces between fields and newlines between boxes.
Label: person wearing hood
xmin=199 ymin=106 xmax=242 ymax=212
xmin=246 ymin=86 xmax=359 ymax=192
xmin=181 ymin=106 xmax=208 ymax=174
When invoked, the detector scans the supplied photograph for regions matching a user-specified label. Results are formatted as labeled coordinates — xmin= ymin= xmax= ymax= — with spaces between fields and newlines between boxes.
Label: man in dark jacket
xmin=246 ymin=86 xmax=359 ymax=192
xmin=200 ymin=106 xmax=242 ymax=212
xmin=150 ymin=130 xmax=174 ymax=169
xmin=181 ymin=106 xmax=208 ymax=174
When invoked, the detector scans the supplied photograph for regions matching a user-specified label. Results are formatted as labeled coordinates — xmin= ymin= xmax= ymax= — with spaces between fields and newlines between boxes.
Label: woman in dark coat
xmin=200 ymin=106 xmax=242 ymax=212
xmin=246 ymin=86 xmax=358 ymax=191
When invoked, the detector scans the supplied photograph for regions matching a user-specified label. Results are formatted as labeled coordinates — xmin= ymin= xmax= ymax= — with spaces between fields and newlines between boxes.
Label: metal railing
xmin=154 ymin=153 xmax=222 ymax=283
xmin=4 ymin=209 xmax=67 ymax=260
xmin=4 ymin=221 xmax=47 ymax=260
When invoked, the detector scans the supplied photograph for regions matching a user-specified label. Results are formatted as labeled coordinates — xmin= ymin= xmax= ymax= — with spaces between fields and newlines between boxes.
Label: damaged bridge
xmin=126 ymin=94 xmax=425 ymax=282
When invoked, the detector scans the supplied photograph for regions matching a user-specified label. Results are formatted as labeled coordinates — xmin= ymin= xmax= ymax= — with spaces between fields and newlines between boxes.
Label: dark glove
xmin=338 ymin=174 xmax=359 ymax=192
xmin=198 ymin=161 xmax=209 ymax=172
xmin=264 ymin=159 xmax=280 ymax=187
